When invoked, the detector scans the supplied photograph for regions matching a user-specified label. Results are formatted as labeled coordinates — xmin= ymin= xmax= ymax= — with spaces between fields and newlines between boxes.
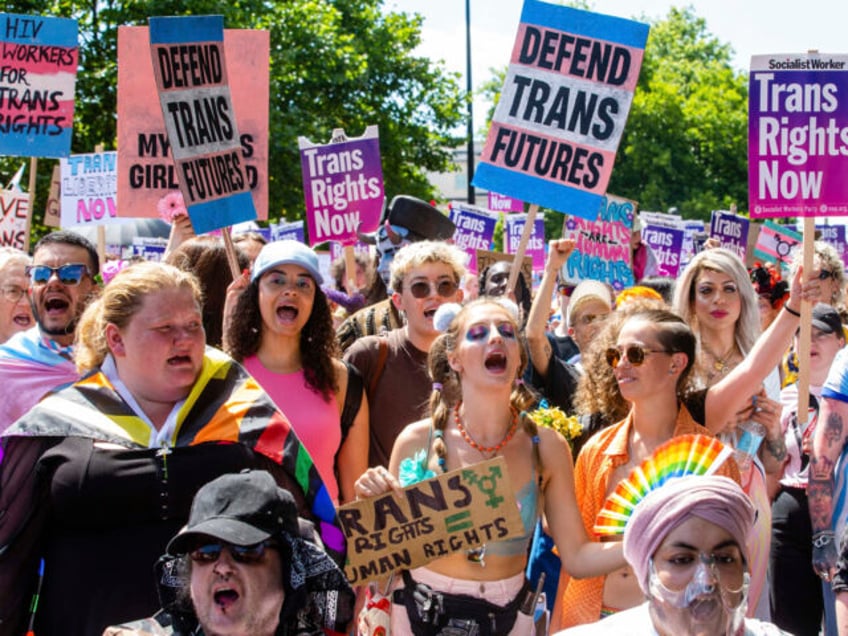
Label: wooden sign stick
xmin=506 ymin=203 xmax=538 ymax=293
xmin=221 ymin=226 xmax=242 ymax=280
xmin=796 ymin=216 xmax=815 ymax=424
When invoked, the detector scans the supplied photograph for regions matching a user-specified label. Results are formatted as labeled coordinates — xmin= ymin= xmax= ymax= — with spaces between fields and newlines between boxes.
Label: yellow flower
xmin=529 ymin=406 xmax=582 ymax=444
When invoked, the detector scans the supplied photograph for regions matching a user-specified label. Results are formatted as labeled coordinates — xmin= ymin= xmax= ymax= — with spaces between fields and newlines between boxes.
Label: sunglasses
xmin=189 ymin=540 xmax=276 ymax=565
xmin=408 ymin=279 xmax=458 ymax=299
xmin=818 ymin=270 xmax=834 ymax=281
xmin=466 ymin=321 xmax=517 ymax=342
xmin=26 ymin=263 xmax=91 ymax=286
xmin=605 ymin=345 xmax=670 ymax=368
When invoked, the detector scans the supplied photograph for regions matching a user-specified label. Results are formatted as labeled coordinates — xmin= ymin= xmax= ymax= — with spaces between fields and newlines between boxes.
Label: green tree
xmin=2 ymin=0 xmax=464 ymax=243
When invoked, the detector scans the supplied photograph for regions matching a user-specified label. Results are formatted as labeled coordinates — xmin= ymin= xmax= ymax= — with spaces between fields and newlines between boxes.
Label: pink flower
xmin=157 ymin=191 xmax=187 ymax=223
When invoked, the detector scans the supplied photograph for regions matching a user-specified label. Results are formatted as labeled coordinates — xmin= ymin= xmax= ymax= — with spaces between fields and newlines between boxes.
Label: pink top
xmin=243 ymin=356 xmax=341 ymax=503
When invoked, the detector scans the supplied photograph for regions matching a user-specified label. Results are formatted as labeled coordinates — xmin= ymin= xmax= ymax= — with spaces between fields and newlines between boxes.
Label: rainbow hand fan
xmin=593 ymin=434 xmax=733 ymax=536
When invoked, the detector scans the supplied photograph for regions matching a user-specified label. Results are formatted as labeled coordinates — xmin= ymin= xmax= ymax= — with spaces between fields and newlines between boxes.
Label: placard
xmin=0 ymin=13 xmax=78 ymax=158
xmin=753 ymin=220 xmax=802 ymax=270
xmin=642 ymin=223 xmax=684 ymax=278
xmin=270 ymin=219 xmax=305 ymax=243
xmin=0 ymin=186 xmax=29 ymax=250
xmin=749 ymin=53 xmax=848 ymax=217
xmin=709 ymin=210 xmax=750 ymax=261
xmin=504 ymin=212 xmax=546 ymax=273
xmin=487 ymin=191 xmax=524 ymax=213
xmin=449 ymin=203 xmax=499 ymax=273
xmin=473 ymin=1 xmax=648 ymax=219
xmin=60 ymin=151 xmax=121 ymax=228
xmin=338 ymin=457 xmax=524 ymax=585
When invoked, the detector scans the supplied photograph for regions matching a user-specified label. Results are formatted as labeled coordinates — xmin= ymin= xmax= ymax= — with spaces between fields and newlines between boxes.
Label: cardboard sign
xmin=147 ymin=16 xmax=257 ymax=234
xmin=60 ymin=151 xmax=124 ymax=228
xmin=338 ymin=457 xmax=525 ymax=585
xmin=117 ymin=26 xmax=269 ymax=223
xmin=504 ymin=212 xmax=546 ymax=273
xmin=749 ymin=53 xmax=848 ymax=218
xmin=473 ymin=1 xmax=649 ymax=219
xmin=753 ymin=220 xmax=801 ymax=270
xmin=709 ymin=210 xmax=750 ymax=261
xmin=298 ymin=126 xmax=384 ymax=246
xmin=476 ymin=250 xmax=534 ymax=293
xmin=449 ymin=203 xmax=498 ymax=273
xmin=488 ymin=191 xmax=524 ymax=213
xmin=563 ymin=194 xmax=635 ymax=290
xmin=44 ymin=163 xmax=61 ymax=227
xmin=0 ymin=13 xmax=78 ymax=158
xmin=0 ymin=186 xmax=29 ymax=249
xmin=642 ymin=223 xmax=684 ymax=278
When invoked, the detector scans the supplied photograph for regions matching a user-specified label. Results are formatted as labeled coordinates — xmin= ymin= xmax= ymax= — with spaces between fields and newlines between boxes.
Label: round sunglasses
xmin=605 ymin=345 xmax=671 ymax=368
xmin=407 ymin=279 xmax=458 ymax=299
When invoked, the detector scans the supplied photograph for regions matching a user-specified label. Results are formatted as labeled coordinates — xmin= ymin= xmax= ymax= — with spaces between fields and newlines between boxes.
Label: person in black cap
xmin=338 ymin=195 xmax=456 ymax=352
xmin=104 ymin=470 xmax=354 ymax=636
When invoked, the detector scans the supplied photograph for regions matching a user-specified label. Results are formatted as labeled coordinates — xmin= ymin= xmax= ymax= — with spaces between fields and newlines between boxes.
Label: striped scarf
xmin=2 ymin=347 xmax=345 ymax=564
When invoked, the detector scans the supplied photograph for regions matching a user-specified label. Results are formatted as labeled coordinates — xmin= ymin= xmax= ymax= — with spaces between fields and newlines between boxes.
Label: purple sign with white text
xmin=749 ymin=54 xmax=848 ymax=218
xmin=642 ymin=223 xmax=684 ymax=278
xmin=817 ymin=224 xmax=848 ymax=270
xmin=299 ymin=126 xmax=384 ymax=245
xmin=504 ymin=213 xmax=545 ymax=273
xmin=449 ymin=204 xmax=498 ymax=273
xmin=487 ymin=192 xmax=524 ymax=213
xmin=709 ymin=210 xmax=750 ymax=262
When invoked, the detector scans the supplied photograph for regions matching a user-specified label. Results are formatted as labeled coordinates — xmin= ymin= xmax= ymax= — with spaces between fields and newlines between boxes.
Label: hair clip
xmin=433 ymin=303 xmax=463 ymax=333
xmin=432 ymin=382 xmax=443 ymax=391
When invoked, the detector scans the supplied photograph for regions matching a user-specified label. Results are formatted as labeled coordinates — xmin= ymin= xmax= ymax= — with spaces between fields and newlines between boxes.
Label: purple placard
xmin=329 ymin=240 xmax=371 ymax=262
xmin=448 ymin=203 xmax=498 ymax=273
xmin=270 ymin=219 xmax=305 ymax=243
xmin=642 ymin=223 xmax=684 ymax=278
xmin=749 ymin=54 xmax=848 ymax=218
xmin=487 ymin=192 xmax=524 ymax=213
xmin=298 ymin=126 xmax=384 ymax=246
xmin=709 ymin=210 xmax=750 ymax=262
xmin=503 ymin=213 xmax=545 ymax=273
xmin=817 ymin=224 xmax=848 ymax=270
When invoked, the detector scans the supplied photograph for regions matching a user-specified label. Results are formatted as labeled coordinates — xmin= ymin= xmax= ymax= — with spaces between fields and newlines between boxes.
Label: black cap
xmin=812 ymin=303 xmax=843 ymax=335
xmin=358 ymin=195 xmax=455 ymax=244
xmin=167 ymin=470 xmax=299 ymax=555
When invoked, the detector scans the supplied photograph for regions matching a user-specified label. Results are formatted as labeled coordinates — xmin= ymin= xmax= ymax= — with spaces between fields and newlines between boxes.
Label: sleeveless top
xmin=244 ymin=356 xmax=342 ymax=503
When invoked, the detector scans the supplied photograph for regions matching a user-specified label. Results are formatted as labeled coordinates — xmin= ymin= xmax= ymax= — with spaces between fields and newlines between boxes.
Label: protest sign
xmin=504 ymin=212 xmax=546 ymax=273
xmin=147 ymin=16 xmax=257 ymax=234
xmin=117 ymin=25 xmax=269 ymax=224
xmin=680 ymin=219 xmax=706 ymax=268
xmin=709 ymin=210 xmax=750 ymax=261
xmin=487 ymin=191 xmax=524 ymax=213
xmin=473 ymin=1 xmax=648 ymax=219
xmin=817 ymin=224 xmax=848 ymax=270
xmin=749 ymin=53 xmax=848 ymax=218
xmin=642 ymin=223 xmax=684 ymax=278
xmin=0 ymin=185 xmax=29 ymax=250
xmin=298 ymin=126 xmax=384 ymax=246
xmin=449 ymin=203 xmax=499 ymax=273
xmin=0 ymin=13 xmax=78 ymax=158
xmin=59 ymin=151 xmax=123 ymax=228
xmin=338 ymin=457 xmax=524 ymax=585
xmin=270 ymin=219 xmax=305 ymax=243
xmin=753 ymin=220 xmax=801 ymax=270
xmin=563 ymin=194 xmax=634 ymax=290
xmin=44 ymin=163 xmax=61 ymax=227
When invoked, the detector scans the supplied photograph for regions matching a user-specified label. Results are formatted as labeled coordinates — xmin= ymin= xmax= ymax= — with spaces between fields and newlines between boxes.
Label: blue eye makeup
xmin=465 ymin=322 xmax=516 ymax=342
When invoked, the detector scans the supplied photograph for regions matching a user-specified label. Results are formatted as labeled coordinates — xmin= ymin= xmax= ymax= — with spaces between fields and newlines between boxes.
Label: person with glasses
xmin=224 ymin=240 xmax=369 ymax=505
xmin=0 ymin=231 xmax=99 ymax=432
xmin=555 ymin=264 xmax=819 ymax=630
xmin=0 ymin=247 xmax=33 ymax=344
xmin=557 ymin=475 xmax=788 ymax=635
xmin=0 ymin=262 xmax=345 ymax=636
xmin=104 ymin=470 xmax=353 ymax=636
xmin=345 ymin=240 xmax=465 ymax=468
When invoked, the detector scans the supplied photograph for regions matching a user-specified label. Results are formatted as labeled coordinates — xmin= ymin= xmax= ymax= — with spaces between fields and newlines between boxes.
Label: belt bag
xmin=393 ymin=570 xmax=527 ymax=636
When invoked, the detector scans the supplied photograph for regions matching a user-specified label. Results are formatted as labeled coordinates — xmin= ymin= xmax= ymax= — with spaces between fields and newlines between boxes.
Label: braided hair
xmin=427 ymin=299 xmax=539 ymax=473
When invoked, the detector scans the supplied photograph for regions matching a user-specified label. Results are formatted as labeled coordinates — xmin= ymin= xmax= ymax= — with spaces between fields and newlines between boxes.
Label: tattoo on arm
xmin=808 ymin=477 xmax=835 ymax=531
xmin=825 ymin=412 xmax=844 ymax=449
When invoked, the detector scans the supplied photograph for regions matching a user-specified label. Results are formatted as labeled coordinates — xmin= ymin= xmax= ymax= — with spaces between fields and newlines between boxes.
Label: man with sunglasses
xmin=105 ymin=470 xmax=353 ymax=636
xmin=0 ymin=231 xmax=99 ymax=432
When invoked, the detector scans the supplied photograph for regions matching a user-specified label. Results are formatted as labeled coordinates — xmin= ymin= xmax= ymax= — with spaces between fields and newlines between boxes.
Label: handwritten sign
xmin=504 ymin=212 xmax=546 ymax=273
xmin=117 ymin=26 xmax=269 ymax=222
xmin=148 ymin=16 xmax=256 ymax=234
xmin=448 ymin=204 xmax=498 ymax=273
xmin=749 ymin=53 xmax=848 ymax=217
xmin=473 ymin=1 xmax=648 ymax=219
xmin=298 ymin=126 xmax=384 ymax=246
xmin=0 ymin=186 xmax=29 ymax=250
xmin=60 ymin=151 xmax=121 ymax=228
xmin=338 ymin=457 xmax=524 ymax=585
xmin=0 ymin=13 xmax=78 ymax=158
xmin=709 ymin=210 xmax=750 ymax=261
xmin=563 ymin=194 xmax=634 ymax=290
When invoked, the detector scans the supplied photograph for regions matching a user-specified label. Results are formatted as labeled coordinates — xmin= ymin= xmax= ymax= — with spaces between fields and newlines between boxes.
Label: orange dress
xmin=557 ymin=405 xmax=740 ymax=628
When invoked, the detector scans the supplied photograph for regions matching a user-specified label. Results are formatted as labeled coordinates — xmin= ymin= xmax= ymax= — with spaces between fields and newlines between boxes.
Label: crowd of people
xmin=1 ymin=205 xmax=847 ymax=636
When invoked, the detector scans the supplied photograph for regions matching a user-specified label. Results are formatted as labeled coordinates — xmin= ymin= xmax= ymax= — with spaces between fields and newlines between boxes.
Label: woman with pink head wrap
xmin=558 ymin=475 xmax=789 ymax=635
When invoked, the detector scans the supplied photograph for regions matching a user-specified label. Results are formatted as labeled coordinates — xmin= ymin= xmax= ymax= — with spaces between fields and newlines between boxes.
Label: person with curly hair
xmin=355 ymin=297 xmax=626 ymax=635
xmin=225 ymin=241 xmax=368 ymax=505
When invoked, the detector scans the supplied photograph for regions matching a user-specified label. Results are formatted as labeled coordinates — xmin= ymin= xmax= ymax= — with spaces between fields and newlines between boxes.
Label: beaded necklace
xmin=453 ymin=403 xmax=518 ymax=457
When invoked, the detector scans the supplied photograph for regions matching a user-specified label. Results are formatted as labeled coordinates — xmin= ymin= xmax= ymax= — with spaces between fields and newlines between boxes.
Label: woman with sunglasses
xmin=225 ymin=240 xmax=369 ymax=505
xmin=0 ymin=262 xmax=343 ymax=636
xmin=355 ymin=297 xmax=626 ymax=634
xmin=556 ymin=264 xmax=819 ymax=629
xmin=344 ymin=240 xmax=466 ymax=468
